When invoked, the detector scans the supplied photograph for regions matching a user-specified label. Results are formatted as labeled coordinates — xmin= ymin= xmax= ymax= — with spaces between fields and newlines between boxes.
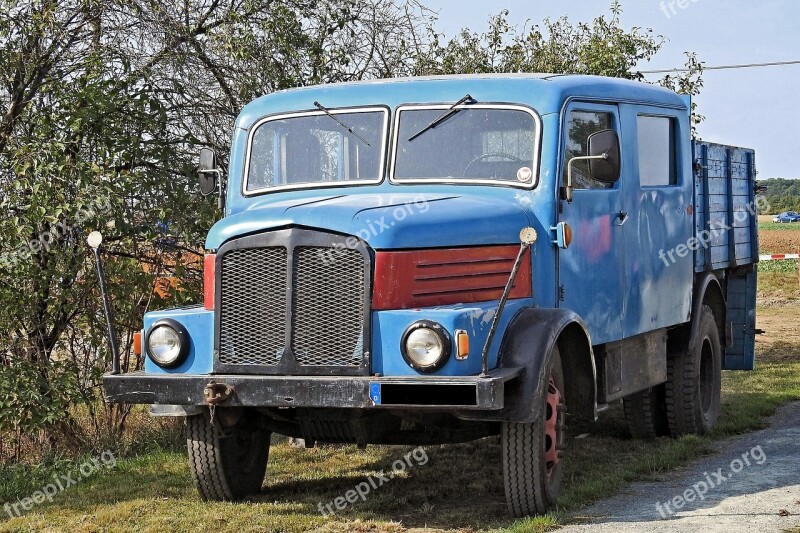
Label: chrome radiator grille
xmin=216 ymin=231 xmax=369 ymax=373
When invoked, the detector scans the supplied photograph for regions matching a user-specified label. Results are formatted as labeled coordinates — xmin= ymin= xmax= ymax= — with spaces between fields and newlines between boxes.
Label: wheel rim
xmin=544 ymin=376 xmax=564 ymax=479
xmin=699 ymin=338 xmax=714 ymax=414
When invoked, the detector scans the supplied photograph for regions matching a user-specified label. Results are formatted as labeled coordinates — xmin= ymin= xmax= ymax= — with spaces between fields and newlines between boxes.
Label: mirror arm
xmin=565 ymin=153 xmax=608 ymax=203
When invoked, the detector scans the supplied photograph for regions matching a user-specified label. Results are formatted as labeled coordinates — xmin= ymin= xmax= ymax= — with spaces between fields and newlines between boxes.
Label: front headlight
xmin=401 ymin=321 xmax=452 ymax=372
xmin=146 ymin=319 xmax=189 ymax=368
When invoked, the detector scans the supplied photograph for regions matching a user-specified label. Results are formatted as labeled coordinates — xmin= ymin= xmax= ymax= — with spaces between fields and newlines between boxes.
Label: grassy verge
xmin=758 ymin=222 xmax=800 ymax=232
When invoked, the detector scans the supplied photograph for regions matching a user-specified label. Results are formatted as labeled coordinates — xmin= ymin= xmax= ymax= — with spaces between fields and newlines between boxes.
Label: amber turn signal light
xmin=551 ymin=222 xmax=573 ymax=249
xmin=455 ymin=330 xmax=469 ymax=360
xmin=133 ymin=331 xmax=142 ymax=356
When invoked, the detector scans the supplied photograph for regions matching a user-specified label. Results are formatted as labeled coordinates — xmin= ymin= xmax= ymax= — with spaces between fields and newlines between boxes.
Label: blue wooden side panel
xmin=692 ymin=141 xmax=758 ymax=271
xmin=693 ymin=140 xmax=758 ymax=371
xmin=724 ymin=269 xmax=757 ymax=370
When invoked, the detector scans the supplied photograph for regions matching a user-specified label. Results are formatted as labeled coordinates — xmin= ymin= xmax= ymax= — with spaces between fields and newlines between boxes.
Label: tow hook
xmin=204 ymin=381 xmax=234 ymax=405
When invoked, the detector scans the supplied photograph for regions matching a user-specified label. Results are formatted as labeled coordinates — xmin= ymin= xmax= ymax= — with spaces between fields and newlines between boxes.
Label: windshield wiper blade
xmin=313 ymin=101 xmax=371 ymax=146
xmin=408 ymin=94 xmax=474 ymax=142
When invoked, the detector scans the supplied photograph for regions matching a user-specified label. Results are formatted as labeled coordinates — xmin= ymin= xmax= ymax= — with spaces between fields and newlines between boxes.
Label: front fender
xmin=457 ymin=307 xmax=596 ymax=423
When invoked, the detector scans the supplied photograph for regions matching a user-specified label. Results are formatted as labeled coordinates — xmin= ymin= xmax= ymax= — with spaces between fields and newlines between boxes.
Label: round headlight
xmin=146 ymin=320 xmax=189 ymax=368
xmin=401 ymin=321 xmax=452 ymax=372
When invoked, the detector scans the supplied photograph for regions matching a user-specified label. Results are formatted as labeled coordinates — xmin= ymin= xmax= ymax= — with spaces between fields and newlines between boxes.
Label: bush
xmin=0 ymin=360 xmax=90 ymax=461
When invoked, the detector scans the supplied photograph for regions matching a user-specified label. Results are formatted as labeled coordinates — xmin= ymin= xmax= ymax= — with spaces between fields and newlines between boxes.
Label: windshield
xmin=393 ymin=105 xmax=540 ymax=185
xmin=244 ymin=108 xmax=387 ymax=194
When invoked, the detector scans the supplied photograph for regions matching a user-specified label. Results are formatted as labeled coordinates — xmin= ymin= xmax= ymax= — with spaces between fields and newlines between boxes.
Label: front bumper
xmin=102 ymin=367 xmax=522 ymax=411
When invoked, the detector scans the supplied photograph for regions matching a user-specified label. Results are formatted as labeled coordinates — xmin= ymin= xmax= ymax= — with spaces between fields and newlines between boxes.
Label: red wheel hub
xmin=544 ymin=376 xmax=564 ymax=477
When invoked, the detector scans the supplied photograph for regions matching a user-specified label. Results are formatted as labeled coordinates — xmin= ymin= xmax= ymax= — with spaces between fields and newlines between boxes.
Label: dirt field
xmin=758 ymin=227 xmax=800 ymax=351
xmin=759 ymin=228 xmax=800 ymax=254
xmin=757 ymin=226 xmax=800 ymax=306
xmin=757 ymin=307 xmax=800 ymax=362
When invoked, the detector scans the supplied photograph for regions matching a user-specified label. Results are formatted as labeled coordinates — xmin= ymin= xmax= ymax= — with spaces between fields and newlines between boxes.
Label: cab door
xmin=557 ymin=103 xmax=627 ymax=345
xmin=618 ymin=105 xmax=693 ymax=338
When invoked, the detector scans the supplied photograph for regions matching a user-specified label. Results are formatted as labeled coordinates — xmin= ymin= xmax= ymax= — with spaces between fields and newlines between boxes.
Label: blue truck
xmin=101 ymin=74 xmax=758 ymax=517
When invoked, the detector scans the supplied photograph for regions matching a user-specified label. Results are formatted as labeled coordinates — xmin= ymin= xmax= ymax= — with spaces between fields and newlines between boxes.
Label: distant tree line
xmin=758 ymin=178 xmax=800 ymax=214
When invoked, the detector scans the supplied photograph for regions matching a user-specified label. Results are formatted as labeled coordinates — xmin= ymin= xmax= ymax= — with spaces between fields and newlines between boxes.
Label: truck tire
xmin=186 ymin=411 xmax=271 ymax=501
xmin=623 ymin=385 xmax=669 ymax=439
xmin=502 ymin=346 xmax=565 ymax=517
xmin=665 ymin=305 xmax=722 ymax=436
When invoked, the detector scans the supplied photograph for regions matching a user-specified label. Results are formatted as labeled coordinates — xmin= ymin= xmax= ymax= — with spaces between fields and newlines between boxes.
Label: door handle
xmin=615 ymin=210 xmax=629 ymax=226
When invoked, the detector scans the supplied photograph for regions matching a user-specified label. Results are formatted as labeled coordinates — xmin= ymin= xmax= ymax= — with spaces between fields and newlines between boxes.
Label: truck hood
xmin=205 ymin=192 xmax=532 ymax=250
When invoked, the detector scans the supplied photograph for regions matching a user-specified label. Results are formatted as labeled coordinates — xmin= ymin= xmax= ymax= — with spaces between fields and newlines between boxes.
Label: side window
xmin=564 ymin=110 xmax=615 ymax=190
xmin=637 ymin=115 xmax=677 ymax=186
xmin=248 ymin=127 xmax=276 ymax=190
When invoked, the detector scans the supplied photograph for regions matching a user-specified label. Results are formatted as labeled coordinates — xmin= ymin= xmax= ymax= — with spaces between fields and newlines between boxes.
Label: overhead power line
xmin=640 ymin=59 xmax=800 ymax=74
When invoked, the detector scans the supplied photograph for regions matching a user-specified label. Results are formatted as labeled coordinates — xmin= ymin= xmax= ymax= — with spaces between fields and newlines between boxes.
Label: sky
xmin=421 ymin=0 xmax=800 ymax=179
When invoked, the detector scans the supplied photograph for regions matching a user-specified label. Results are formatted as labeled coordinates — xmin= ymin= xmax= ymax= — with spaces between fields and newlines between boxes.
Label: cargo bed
xmin=692 ymin=140 xmax=758 ymax=370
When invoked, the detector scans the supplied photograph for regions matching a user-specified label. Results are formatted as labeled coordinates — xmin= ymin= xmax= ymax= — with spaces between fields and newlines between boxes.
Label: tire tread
xmin=665 ymin=305 xmax=721 ymax=436
xmin=186 ymin=413 xmax=269 ymax=501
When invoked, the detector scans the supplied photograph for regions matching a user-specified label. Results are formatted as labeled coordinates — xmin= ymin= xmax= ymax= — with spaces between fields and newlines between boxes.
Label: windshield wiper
xmin=313 ymin=101 xmax=371 ymax=146
xmin=408 ymin=94 xmax=475 ymax=142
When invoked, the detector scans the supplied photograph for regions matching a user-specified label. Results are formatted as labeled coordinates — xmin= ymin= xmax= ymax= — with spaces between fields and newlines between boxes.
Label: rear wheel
xmin=502 ymin=346 xmax=566 ymax=517
xmin=186 ymin=410 xmax=271 ymax=501
xmin=666 ymin=305 xmax=722 ymax=436
xmin=623 ymin=384 xmax=669 ymax=439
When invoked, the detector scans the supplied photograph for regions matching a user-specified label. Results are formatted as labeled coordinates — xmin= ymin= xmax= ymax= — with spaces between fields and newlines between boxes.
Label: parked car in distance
xmin=774 ymin=211 xmax=800 ymax=223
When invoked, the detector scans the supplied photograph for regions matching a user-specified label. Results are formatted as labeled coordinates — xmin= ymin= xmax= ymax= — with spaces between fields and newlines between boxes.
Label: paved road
xmin=561 ymin=402 xmax=800 ymax=533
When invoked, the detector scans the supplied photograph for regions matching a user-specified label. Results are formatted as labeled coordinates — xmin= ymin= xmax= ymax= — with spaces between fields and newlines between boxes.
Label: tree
xmin=757 ymin=178 xmax=800 ymax=213
xmin=0 ymin=0 xmax=434 ymax=454
xmin=413 ymin=1 xmax=704 ymax=131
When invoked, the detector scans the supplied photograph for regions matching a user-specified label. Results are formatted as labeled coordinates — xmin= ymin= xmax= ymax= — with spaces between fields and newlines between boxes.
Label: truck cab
xmin=103 ymin=74 xmax=758 ymax=517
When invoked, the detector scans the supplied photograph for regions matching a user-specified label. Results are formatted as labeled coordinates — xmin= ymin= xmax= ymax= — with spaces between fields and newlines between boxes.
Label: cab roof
xmin=235 ymin=74 xmax=688 ymax=130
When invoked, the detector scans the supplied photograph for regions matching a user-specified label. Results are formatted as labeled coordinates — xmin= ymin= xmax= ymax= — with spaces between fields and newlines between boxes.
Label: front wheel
xmin=186 ymin=410 xmax=271 ymax=501
xmin=502 ymin=346 xmax=566 ymax=517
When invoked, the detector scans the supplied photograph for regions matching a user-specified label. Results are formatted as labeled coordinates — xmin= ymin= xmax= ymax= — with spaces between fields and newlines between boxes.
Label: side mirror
xmin=564 ymin=129 xmax=621 ymax=203
xmin=198 ymin=148 xmax=219 ymax=197
xmin=588 ymin=129 xmax=621 ymax=183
